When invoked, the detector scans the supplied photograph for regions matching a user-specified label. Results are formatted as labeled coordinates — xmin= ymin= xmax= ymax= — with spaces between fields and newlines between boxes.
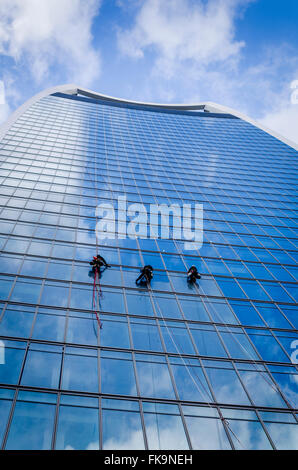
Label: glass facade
xmin=0 ymin=89 xmax=297 ymax=450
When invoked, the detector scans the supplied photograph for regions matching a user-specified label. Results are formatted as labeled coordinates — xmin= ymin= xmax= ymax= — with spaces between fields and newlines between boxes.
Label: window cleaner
xmin=89 ymin=254 xmax=110 ymax=272
xmin=89 ymin=254 xmax=110 ymax=330
xmin=187 ymin=265 xmax=201 ymax=284
xmin=136 ymin=265 xmax=153 ymax=286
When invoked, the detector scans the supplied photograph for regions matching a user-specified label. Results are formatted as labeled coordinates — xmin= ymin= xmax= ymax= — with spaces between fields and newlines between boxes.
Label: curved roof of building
xmin=0 ymin=83 xmax=297 ymax=151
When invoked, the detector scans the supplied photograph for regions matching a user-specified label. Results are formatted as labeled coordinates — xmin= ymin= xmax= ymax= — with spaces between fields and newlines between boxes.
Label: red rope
xmin=92 ymin=267 xmax=103 ymax=329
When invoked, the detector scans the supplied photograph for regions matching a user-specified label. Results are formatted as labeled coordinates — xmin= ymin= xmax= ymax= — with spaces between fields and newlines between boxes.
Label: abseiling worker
xmin=187 ymin=265 xmax=201 ymax=284
xmin=136 ymin=265 xmax=153 ymax=285
xmin=90 ymin=254 xmax=110 ymax=273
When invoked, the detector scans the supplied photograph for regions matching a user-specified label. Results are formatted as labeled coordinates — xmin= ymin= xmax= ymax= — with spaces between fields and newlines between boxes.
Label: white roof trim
xmin=203 ymin=102 xmax=298 ymax=151
xmin=0 ymin=84 xmax=297 ymax=151
xmin=0 ymin=84 xmax=77 ymax=142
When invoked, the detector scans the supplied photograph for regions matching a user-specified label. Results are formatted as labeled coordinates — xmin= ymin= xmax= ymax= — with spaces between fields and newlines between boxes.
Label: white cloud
xmin=261 ymin=103 xmax=298 ymax=146
xmin=117 ymin=0 xmax=298 ymax=146
xmin=0 ymin=103 xmax=10 ymax=125
xmin=0 ymin=79 xmax=11 ymax=124
xmin=0 ymin=0 xmax=101 ymax=86
xmin=118 ymin=0 xmax=252 ymax=78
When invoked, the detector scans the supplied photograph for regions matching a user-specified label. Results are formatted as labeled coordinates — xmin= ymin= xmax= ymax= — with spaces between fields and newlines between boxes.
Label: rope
xmin=145 ymin=311 xmax=162 ymax=449
xmin=198 ymin=284 xmax=297 ymax=410
xmin=92 ymin=267 xmax=103 ymax=329
xmin=147 ymin=282 xmax=247 ymax=450
xmin=92 ymin=103 xmax=104 ymax=330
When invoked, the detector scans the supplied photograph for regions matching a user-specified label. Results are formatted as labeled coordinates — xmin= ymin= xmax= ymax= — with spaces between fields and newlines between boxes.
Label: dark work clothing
xmin=136 ymin=265 xmax=153 ymax=285
xmin=187 ymin=266 xmax=201 ymax=284
xmin=89 ymin=255 xmax=110 ymax=272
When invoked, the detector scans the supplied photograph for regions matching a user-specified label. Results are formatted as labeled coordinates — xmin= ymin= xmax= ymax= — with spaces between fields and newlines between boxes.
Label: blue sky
xmin=0 ymin=0 xmax=297 ymax=143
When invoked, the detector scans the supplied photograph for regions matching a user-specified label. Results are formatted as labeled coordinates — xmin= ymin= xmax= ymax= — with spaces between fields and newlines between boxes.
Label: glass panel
xmin=5 ymin=400 xmax=55 ymax=450
xmin=32 ymin=310 xmax=66 ymax=342
xmin=0 ymin=341 xmax=26 ymax=385
xmin=136 ymin=358 xmax=175 ymax=399
xmin=101 ymin=354 xmax=137 ymax=396
xmin=66 ymin=315 xmax=98 ymax=346
xmin=144 ymin=410 xmax=189 ymax=449
xmin=170 ymin=360 xmax=212 ymax=403
xmin=219 ymin=327 xmax=259 ymax=360
xmin=179 ymin=297 xmax=210 ymax=322
xmin=237 ymin=369 xmax=286 ymax=408
xmin=226 ymin=419 xmax=272 ymax=450
xmin=185 ymin=416 xmax=231 ymax=450
xmin=126 ymin=292 xmax=153 ymax=316
xmin=247 ymin=330 xmax=289 ymax=363
xmin=21 ymin=346 xmax=61 ymax=389
xmin=160 ymin=322 xmax=195 ymax=355
xmin=205 ymin=364 xmax=250 ymax=406
xmin=102 ymin=409 xmax=144 ymax=450
xmin=56 ymin=403 xmax=99 ymax=450
xmin=0 ymin=307 xmax=34 ymax=338
xmin=269 ymin=365 xmax=298 ymax=409
xmin=62 ymin=350 xmax=99 ymax=393
xmin=99 ymin=316 xmax=130 ymax=349
xmin=10 ymin=279 xmax=42 ymax=304
xmin=131 ymin=319 xmax=163 ymax=352
xmin=190 ymin=326 xmax=227 ymax=358
xmin=0 ymin=390 xmax=14 ymax=444
xmin=40 ymin=282 xmax=69 ymax=308
xmin=263 ymin=422 xmax=298 ymax=450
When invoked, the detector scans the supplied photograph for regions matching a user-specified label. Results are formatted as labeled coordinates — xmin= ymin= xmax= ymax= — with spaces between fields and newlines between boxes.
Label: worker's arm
xmin=99 ymin=256 xmax=110 ymax=268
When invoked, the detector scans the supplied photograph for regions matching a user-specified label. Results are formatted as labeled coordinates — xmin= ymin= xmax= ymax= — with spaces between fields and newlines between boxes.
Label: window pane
xmin=205 ymin=365 xmax=250 ymax=406
xmin=99 ymin=316 xmax=130 ymax=349
xmin=5 ymin=401 xmax=55 ymax=450
xmin=102 ymin=408 xmax=144 ymax=449
xmin=190 ymin=326 xmax=227 ymax=358
xmin=10 ymin=279 xmax=42 ymax=304
xmin=136 ymin=358 xmax=175 ymax=399
xmin=144 ymin=411 xmax=189 ymax=450
xmin=0 ymin=341 xmax=26 ymax=385
xmin=0 ymin=307 xmax=34 ymax=338
xmin=62 ymin=351 xmax=99 ymax=393
xmin=264 ymin=422 xmax=298 ymax=450
xmin=56 ymin=403 xmax=99 ymax=450
xmin=21 ymin=346 xmax=61 ymax=389
xmin=185 ymin=416 xmax=231 ymax=450
xmin=170 ymin=360 xmax=211 ymax=403
xmin=232 ymin=419 xmax=273 ymax=449
xmin=131 ymin=320 xmax=163 ymax=352
xmin=101 ymin=353 xmax=137 ymax=396
xmin=32 ymin=310 xmax=66 ymax=342
xmin=66 ymin=315 xmax=98 ymax=346
xmin=0 ymin=390 xmax=14 ymax=444
xmin=238 ymin=369 xmax=286 ymax=408
xmin=40 ymin=282 xmax=69 ymax=307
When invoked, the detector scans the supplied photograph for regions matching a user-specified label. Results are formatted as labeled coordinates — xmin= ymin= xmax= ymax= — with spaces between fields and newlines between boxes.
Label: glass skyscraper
xmin=0 ymin=85 xmax=297 ymax=450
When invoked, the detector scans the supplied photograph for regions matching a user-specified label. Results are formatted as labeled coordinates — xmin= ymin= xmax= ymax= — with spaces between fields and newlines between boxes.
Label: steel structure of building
xmin=0 ymin=85 xmax=297 ymax=450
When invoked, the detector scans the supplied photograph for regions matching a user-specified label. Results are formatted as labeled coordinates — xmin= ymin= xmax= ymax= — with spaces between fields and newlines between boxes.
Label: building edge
xmin=0 ymin=83 xmax=297 ymax=151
